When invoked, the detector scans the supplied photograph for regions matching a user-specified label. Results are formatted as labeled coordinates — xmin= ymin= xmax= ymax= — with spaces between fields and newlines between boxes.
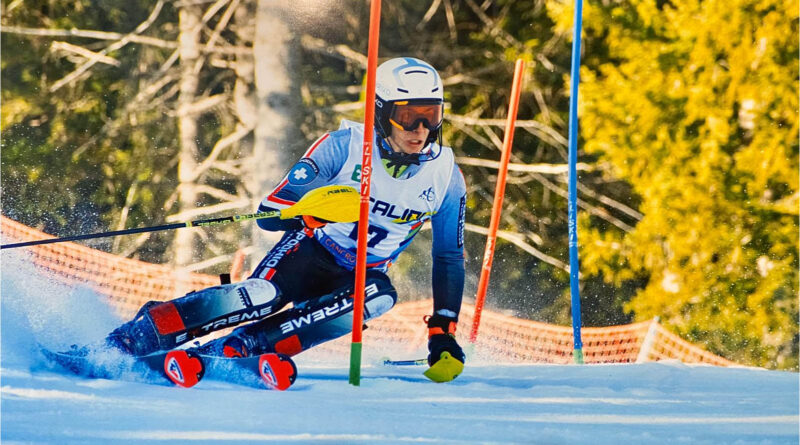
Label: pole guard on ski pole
xmin=1 ymin=185 xmax=359 ymax=250
xmin=349 ymin=0 xmax=382 ymax=387
xmin=469 ymin=59 xmax=526 ymax=345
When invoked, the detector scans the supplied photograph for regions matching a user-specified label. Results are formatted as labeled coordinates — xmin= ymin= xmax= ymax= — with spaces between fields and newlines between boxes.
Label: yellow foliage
xmin=1 ymin=97 xmax=35 ymax=130
xmin=548 ymin=0 xmax=799 ymax=368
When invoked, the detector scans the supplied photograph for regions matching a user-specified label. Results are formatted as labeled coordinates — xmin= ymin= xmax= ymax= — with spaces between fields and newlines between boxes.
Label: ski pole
xmin=382 ymin=358 xmax=427 ymax=366
xmin=2 ymin=185 xmax=359 ymax=250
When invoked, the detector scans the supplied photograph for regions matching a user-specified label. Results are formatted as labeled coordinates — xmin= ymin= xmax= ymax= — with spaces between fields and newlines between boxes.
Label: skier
xmin=107 ymin=57 xmax=467 ymax=382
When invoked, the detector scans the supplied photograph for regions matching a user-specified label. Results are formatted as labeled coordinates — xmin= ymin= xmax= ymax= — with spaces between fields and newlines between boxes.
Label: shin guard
xmin=202 ymin=273 xmax=397 ymax=358
xmin=110 ymin=279 xmax=283 ymax=356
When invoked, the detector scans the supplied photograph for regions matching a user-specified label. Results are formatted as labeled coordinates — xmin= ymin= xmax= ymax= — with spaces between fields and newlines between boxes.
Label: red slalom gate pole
xmin=349 ymin=0 xmax=381 ymax=386
xmin=469 ymin=59 xmax=525 ymax=344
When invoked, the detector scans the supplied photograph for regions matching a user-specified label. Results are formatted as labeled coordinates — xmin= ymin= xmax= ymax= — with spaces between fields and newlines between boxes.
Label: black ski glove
xmin=426 ymin=314 xmax=465 ymax=366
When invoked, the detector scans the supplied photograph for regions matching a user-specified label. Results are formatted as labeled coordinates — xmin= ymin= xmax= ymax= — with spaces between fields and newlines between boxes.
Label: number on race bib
xmin=348 ymin=224 xmax=389 ymax=248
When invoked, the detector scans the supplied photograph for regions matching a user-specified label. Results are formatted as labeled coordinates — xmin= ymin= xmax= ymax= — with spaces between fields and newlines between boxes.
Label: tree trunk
xmin=173 ymin=3 xmax=203 ymax=268
xmin=247 ymin=2 xmax=299 ymax=254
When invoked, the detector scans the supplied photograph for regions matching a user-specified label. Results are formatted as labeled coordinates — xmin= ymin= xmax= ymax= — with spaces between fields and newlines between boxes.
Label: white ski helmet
xmin=375 ymin=57 xmax=444 ymax=148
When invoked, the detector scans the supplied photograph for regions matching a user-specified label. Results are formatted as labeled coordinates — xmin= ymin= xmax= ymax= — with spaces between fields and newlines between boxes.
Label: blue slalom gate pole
xmin=567 ymin=0 xmax=585 ymax=364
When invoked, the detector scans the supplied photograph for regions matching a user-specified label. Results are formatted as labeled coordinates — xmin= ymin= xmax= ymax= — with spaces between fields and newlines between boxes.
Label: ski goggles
xmin=389 ymin=101 xmax=443 ymax=132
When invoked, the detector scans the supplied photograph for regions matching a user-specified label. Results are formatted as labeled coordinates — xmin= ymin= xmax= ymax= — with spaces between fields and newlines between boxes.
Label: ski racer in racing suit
xmin=107 ymin=57 xmax=467 ymax=380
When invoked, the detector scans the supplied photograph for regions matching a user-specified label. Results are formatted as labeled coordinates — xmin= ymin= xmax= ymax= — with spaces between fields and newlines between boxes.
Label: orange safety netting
xmin=1 ymin=215 xmax=735 ymax=366
xmin=1 ymin=216 xmax=219 ymax=317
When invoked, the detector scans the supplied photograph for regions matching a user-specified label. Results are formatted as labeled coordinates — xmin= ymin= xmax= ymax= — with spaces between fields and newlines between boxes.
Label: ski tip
xmin=164 ymin=350 xmax=205 ymax=388
xmin=258 ymin=353 xmax=297 ymax=391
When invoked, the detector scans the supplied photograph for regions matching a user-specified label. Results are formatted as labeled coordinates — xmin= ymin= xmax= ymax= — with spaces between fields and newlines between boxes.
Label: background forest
xmin=2 ymin=0 xmax=797 ymax=370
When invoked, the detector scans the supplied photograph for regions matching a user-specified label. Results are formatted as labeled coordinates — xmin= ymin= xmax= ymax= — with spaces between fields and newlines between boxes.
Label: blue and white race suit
xmin=255 ymin=120 xmax=466 ymax=317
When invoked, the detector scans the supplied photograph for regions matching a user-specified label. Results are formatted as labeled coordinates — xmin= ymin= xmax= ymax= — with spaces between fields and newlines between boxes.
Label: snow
xmin=2 ymin=252 xmax=798 ymax=444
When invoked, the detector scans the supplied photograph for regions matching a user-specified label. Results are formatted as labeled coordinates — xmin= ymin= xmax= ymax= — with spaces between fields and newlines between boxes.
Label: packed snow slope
xmin=1 ymin=251 xmax=798 ymax=444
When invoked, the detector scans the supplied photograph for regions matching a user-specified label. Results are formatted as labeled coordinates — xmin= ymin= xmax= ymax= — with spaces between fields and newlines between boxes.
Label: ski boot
xmin=105 ymin=301 xmax=161 ymax=356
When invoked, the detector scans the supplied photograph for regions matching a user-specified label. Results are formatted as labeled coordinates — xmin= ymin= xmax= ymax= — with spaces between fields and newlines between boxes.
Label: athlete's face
xmin=387 ymin=122 xmax=430 ymax=155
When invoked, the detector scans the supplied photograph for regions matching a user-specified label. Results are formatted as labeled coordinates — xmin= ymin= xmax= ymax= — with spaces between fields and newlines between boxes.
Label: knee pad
xmin=363 ymin=272 xmax=397 ymax=321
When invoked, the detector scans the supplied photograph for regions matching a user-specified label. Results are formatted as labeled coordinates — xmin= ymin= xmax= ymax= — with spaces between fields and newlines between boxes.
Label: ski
xmin=193 ymin=353 xmax=297 ymax=391
xmin=41 ymin=346 xmax=296 ymax=391
xmin=40 ymin=346 xmax=202 ymax=387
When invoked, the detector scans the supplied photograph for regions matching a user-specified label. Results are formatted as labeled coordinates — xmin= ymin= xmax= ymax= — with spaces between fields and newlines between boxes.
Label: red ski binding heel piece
xmin=258 ymin=353 xmax=297 ymax=391
xmin=163 ymin=350 xmax=205 ymax=388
